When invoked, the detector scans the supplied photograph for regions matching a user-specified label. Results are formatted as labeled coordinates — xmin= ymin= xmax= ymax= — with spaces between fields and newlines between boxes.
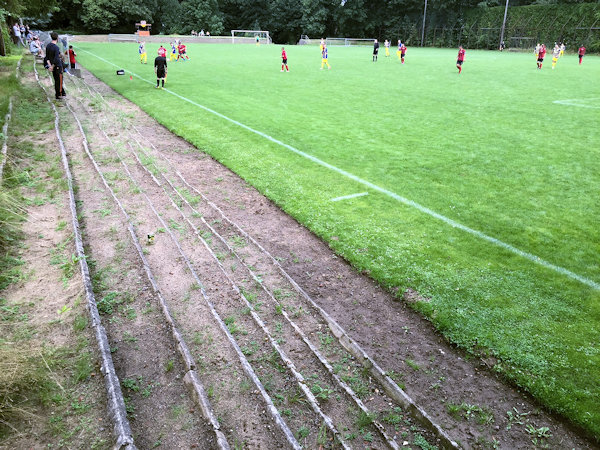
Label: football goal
xmin=326 ymin=37 xmax=375 ymax=47
xmin=231 ymin=30 xmax=272 ymax=45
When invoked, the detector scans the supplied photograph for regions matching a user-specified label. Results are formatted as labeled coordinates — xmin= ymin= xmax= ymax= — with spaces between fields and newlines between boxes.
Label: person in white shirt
xmin=13 ymin=23 xmax=25 ymax=46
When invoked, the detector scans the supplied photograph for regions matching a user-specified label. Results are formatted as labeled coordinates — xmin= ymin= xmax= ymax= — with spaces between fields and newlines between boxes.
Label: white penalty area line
xmin=553 ymin=98 xmax=600 ymax=109
xmin=331 ymin=192 xmax=368 ymax=202
xmin=77 ymin=47 xmax=600 ymax=291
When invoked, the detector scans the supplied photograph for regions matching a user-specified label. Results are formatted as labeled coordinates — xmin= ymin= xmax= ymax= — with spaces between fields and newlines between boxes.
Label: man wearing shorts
xmin=399 ymin=42 xmax=407 ymax=64
xmin=578 ymin=45 xmax=585 ymax=65
xmin=154 ymin=53 xmax=167 ymax=89
xmin=537 ymin=44 xmax=546 ymax=69
xmin=139 ymin=41 xmax=147 ymax=64
xmin=373 ymin=39 xmax=379 ymax=62
xmin=320 ymin=44 xmax=331 ymax=70
xmin=178 ymin=42 xmax=189 ymax=61
xmin=551 ymin=44 xmax=560 ymax=69
xmin=456 ymin=46 xmax=465 ymax=74
xmin=281 ymin=47 xmax=289 ymax=72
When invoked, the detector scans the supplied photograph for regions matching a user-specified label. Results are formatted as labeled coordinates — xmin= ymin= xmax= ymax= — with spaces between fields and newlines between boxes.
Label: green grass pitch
xmin=73 ymin=42 xmax=600 ymax=437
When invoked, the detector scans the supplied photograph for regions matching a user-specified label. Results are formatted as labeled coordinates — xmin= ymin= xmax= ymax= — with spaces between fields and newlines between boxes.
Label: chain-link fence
xmin=392 ymin=3 xmax=599 ymax=52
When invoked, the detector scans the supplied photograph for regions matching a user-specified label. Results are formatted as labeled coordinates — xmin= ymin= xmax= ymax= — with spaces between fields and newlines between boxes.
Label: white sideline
xmin=553 ymin=98 xmax=600 ymax=109
xmin=76 ymin=47 xmax=600 ymax=291
xmin=331 ymin=192 xmax=369 ymax=202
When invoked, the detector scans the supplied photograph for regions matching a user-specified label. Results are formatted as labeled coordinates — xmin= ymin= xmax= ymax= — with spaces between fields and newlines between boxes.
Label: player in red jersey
xmin=456 ymin=46 xmax=465 ymax=74
xmin=537 ymin=44 xmax=546 ymax=69
xmin=399 ymin=42 xmax=407 ymax=64
xmin=281 ymin=47 xmax=289 ymax=72
xmin=157 ymin=45 xmax=167 ymax=58
xmin=578 ymin=45 xmax=586 ymax=65
xmin=178 ymin=43 xmax=190 ymax=61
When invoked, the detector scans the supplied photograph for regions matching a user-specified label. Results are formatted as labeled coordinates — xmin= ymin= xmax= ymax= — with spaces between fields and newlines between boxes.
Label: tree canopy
xmin=2 ymin=0 xmax=597 ymax=44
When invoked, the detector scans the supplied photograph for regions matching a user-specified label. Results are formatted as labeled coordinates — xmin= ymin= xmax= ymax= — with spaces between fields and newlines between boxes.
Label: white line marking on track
xmin=553 ymin=98 xmax=600 ymax=109
xmin=331 ymin=192 xmax=369 ymax=202
xmin=76 ymin=47 xmax=600 ymax=291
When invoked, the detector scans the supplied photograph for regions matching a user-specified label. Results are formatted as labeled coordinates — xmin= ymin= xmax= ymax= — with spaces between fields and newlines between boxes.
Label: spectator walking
xmin=44 ymin=32 xmax=66 ymax=100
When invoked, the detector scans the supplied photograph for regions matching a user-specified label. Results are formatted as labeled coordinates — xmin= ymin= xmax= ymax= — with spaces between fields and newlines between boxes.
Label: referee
xmin=43 ymin=32 xmax=66 ymax=100
xmin=154 ymin=52 xmax=167 ymax=89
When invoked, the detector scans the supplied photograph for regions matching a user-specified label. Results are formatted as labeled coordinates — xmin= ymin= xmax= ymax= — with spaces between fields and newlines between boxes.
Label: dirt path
xmin=15 ymin=58 xmax=596 ymax=449
xmin=0 ymin=60 xmax=111 ymax=448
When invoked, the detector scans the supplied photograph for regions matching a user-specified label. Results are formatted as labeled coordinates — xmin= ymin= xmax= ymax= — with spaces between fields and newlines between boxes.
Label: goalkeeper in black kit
xmin=373 ymin=39 xmax=379 ymax=62
xmin=154 ymin=53 xmax=167 ymax=89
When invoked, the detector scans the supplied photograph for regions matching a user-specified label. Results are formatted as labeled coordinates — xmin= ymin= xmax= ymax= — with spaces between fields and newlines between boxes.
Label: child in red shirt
xmin=578 ymin=46 xmax=586 ymax=65
xmin=68 ymin=45 xmax=76 ymax=69
xmin=281 ymin=47 xmax=289 ymax=72
xmin=456 ymin=46 xmax=465 ymax=74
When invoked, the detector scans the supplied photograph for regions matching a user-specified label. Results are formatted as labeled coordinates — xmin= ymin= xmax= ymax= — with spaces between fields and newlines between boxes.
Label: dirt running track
xmin=25 ymin=58 xmax=595 ymax=449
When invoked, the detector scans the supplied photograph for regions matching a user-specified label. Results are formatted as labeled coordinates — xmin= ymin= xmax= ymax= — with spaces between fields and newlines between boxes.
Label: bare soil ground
xmin=0 ymin=86 xmax=111 ymax=448
xmin=3 ymin=56 xmax=596 ymax=449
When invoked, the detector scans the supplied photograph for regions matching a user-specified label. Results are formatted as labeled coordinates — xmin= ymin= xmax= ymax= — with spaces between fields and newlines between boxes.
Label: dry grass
xmin=0 ymin=343 xmax=46 ymax=435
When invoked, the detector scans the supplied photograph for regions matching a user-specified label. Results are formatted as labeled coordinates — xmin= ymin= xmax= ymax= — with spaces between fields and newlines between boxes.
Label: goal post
xmin=325 ymin=37 xmax=376 ymax=47
xmin=231 ymin=30 xmax=271 ymax=45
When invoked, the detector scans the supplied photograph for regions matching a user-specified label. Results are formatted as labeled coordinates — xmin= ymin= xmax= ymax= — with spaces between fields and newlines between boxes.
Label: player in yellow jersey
xmin=551 ymin=44 xmax=560 ymax=69
xmin=139 ymin=42 xmax=147 ymax=64
xmin=169 ymin=42 xmax=177 ymax=61
xmin=320 ymin=44 xmax=331 ymax=69
xmin=384 ymin=39 xmax=390 ymax=57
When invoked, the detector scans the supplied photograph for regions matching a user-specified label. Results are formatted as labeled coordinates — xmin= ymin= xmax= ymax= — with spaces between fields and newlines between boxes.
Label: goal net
xmin=326 ymin=37 xmax=375 ymax=47
xmin=231 ymin=30 xmax=271 ymax=45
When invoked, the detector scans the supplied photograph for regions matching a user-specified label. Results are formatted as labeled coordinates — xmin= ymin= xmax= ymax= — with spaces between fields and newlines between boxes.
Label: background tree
xmin=78 ymin=0 xmax=157 ymax=33
xmin=156 ymin=0 xmax=183 ymax=34
xmin=180 ymin=0 xmax=224 ymax=35
xmin=269 ymin=0 xmax=303 ymax=43
xmin=220 ymin=0 xmax=271 ymax=32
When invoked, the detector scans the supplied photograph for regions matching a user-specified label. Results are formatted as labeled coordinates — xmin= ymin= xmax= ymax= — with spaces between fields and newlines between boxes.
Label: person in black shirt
xmin=43 ymin=32 xmax=66 ymax=100
xmin=373 ymin=39 xmax=379 ymax=62
xmin=154 ymin=54 xmax=168 ymax=89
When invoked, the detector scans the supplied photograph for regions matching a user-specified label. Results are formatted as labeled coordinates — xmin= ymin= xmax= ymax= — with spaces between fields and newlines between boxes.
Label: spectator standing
xmin=68 ymin=45 xmax=77 ymax=69
xmin=44 ymin=32 xmax=66 ymax=100
xmin=12 ymin=23 xmax=24 ymax=46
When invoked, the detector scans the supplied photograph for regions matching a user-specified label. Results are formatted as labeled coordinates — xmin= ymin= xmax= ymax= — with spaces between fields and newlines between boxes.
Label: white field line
xmin=76 ymin=47 xmax=600 ymax=291
xmin=331 ymin=192 xmax=368 ymax=202
xmin=553 ymin=98 xmax=600 ymax=109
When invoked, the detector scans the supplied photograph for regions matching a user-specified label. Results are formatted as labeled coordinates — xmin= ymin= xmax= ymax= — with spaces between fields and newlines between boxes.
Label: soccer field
xmin=74 ymin=42 xmax=600 ymax=436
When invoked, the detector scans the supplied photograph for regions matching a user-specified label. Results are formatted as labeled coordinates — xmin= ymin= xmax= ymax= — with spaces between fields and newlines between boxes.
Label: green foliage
xmin=77 ymin=0 xmax=158 ymax=33
xmin=42 ymin=0 xmax=600 ymax=49
xmin=180 ymin=0 xmax=224 ymax=35
xmin=413 ymin=433 xmax=438 ymax=450
xmin=462 ymin=3 xmax=600 ymax=50
xmin=0 ymin=22 xmax=12 ymax=56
